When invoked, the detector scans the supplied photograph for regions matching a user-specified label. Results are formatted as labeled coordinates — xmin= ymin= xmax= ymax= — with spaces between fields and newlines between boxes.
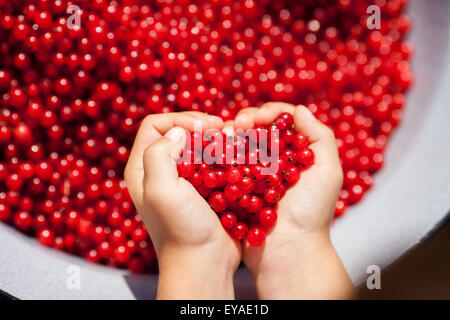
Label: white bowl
xmin=1 ymin=0 xmax=450 ymax=299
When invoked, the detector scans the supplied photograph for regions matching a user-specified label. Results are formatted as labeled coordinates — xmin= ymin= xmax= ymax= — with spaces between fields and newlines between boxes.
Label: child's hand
xmin=124 ymin=112 xmax=240 ymax=299
xmin=229 ymin=102 xmax=354 ymax=299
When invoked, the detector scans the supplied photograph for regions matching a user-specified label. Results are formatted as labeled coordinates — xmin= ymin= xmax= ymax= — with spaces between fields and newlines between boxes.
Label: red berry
xmin=188 ymin=171 xmax=202 ymax=186
xmin=220 ymin=212 xmax=237 ymax=230
xmin=264 ymin=187 xmax=280 ymax=204
xmin=6 ymin=173 xmax=23 ymax=191
xmin=224 ymin=183 xmax=242 ymax=202
xmin=226 ymin=166 xmax=242 ymax=184
xmin=266 ymin=173 xmax=281 ymax=187
xmin=334 ymin=200 xmax=347 ymax=217
xmin=259 ymin=207 xmax=277 ymax=228
xmin=63 ymin=234 xmax=77 ymax=252
xmin=97 ymin=241 xmax=113 ymax=259
xmin=240 ymin=177 xmax=255 ymax=193
xmin=128 ymin=257 xmax=145 ymax=274
xmin=230 ymin=222 xmax=248 ymax=240
xmin=177 ymin=161 xmax=195 ymax=178
xmin=297 ymin=147 xmax=315 ymax=168
xmin=13 ymin=123 xmax=32 ymax=144
xmin=274 ymin=113 xmax=294 ymax=130
xmin=281 ymin=129 xmax=295 ymax=144
xmin=349 ymin=184 xmax=364 ymax=204
xmin=86 ymin=249 xmax=100 ymax=263
xmin=37 ymin=228 xmax=54 ymax=246
xmin=284 ymin=166 xmax=301 ymax=184
xmin=203 ymin=170 xmax=219 ymax=188
xmin=246 ymin=226 xmax=266 ymax=246
xmin=292 ymin=133 xmax=310 ymax=150
xmin=0 ymin=203 xmax=11 ymax=221
xmin=247 ymin=195 xmax=263 ymax=213
xmin=237 ymin=193 xmax=251 ymax=208
xmin=113 ymin=245 xmax=131 ymax=264
xmin=282 ymin=149 xmax=297 ymax=164
xmin=0 ymin=126 xmax=11 ymax=143
xmin=208 ymin=191 xmax=227 ymax=212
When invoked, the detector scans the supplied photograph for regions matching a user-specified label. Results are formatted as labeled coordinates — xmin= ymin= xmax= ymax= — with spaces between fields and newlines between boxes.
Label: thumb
xmin=294 ymin=105 xmax=341 ymax=167
xmin=143 ymin=126 xmax=187 ymax=186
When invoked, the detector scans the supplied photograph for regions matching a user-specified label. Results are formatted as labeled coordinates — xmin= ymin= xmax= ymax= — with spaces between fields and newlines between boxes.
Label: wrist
xmin=250 ymin=230 xmax=353 ymax=299
xmin=157 ymin=244 xmax=236 ymax=299
xmin=250 ymin=228 xmax=332 ymax=279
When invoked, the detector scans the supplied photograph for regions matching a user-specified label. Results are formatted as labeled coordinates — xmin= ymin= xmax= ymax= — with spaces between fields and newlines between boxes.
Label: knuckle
xmin=235 ymin=109 xmax=246 ymax=117
xmin=237 ymin=107 xmax=257 ymax=116
xmin=261 ymin=102 xmax=279 ymax=110
xmin=183 ymin=111 xmax=203 ymax=118
xmin=141 ymin=114 xmax=156 ymax=128
xmin=264 ymin=101 xmax=295 ymax=111
xmin=143 ymin=144 xmax=159 ymax=161
xmin=260 ymin=102 xmax=274 ymax=109
xmin=142 ymin=113 xmax=170 ymax=129
xmin=142 ymin=114 xmax=154 ymax=124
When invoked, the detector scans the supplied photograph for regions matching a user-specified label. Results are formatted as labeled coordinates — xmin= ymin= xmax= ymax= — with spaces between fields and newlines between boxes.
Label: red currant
xmin=246 ymin=226 xmax=266 ymax=246
xmin=259 ymin=207 xmax=277 ymax=228
xmin=220 ymin=212 xmax=238 ymax=230
xmin=230 ymin=222 xmax=248 ymax=240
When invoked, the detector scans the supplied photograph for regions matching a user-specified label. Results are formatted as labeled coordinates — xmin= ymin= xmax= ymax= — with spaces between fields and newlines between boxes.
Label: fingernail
xmin=235 ymin=113 xmax=248 ymax=124
xmin=298 ymin=105 xmax=316 ymax=121
xmin=222 ymin=125 xmax=234 ymax=136
xmin=165 ymin=127 xmax=186 ymax=143
xmin=165 ymin=127 xmax=186 ymax=160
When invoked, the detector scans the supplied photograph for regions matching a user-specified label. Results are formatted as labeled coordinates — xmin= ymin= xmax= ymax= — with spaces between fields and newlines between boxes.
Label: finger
xmin=253 ymin=102 xmax=296 ymax=125
xmin=182 ymin=111 xmax=224 ymax=129
xmin=145 ymin=112 xmax=223 ymax=146
xmin=234 ymin=107 xmax=259 ymax=129
xmin=143 ymin=127 xmax=187 ymax=193
xmin=223 ymin=120 xmax=235 ymax=128
xmin=125 ymin=112 xmax=223 ymax=204
xmin=136 ymin=112 xmax=223 ymax=158
xmin=293 ymin=105 xmax=340 ymax=167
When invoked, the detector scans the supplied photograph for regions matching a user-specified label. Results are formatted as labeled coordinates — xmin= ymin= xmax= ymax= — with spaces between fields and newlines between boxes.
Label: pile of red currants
xmin=0 ymin=0 xmax=413 ymax=272
xmin=177 ymin=112 xmax=314 ymax=246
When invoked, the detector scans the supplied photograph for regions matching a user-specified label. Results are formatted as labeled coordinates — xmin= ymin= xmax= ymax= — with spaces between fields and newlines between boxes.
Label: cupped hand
xmin=124 ymin=112 xmax=240 ymax=299
xmin=227 ymin=102 xmax=353 ymax=299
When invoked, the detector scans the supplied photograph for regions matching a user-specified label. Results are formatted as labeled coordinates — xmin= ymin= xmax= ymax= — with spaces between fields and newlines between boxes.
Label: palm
xmin=242 ymin=163 xmax=337 ymax=268
xmin=172 ymin=179 xmax=242 ymax=263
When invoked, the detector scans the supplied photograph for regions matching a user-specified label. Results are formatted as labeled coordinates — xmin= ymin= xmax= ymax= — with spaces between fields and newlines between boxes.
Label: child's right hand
xmin=229 ymin=102 xmax=354 ymax=299
xmin=124 ymin=112 xmax=241 ymax=299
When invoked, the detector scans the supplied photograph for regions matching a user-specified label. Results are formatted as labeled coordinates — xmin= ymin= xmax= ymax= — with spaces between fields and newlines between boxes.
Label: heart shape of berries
xmin=177 ymin=112 xmax=314 ymax=246
xmin=0 ymin=1 xmax=412 ymax=273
